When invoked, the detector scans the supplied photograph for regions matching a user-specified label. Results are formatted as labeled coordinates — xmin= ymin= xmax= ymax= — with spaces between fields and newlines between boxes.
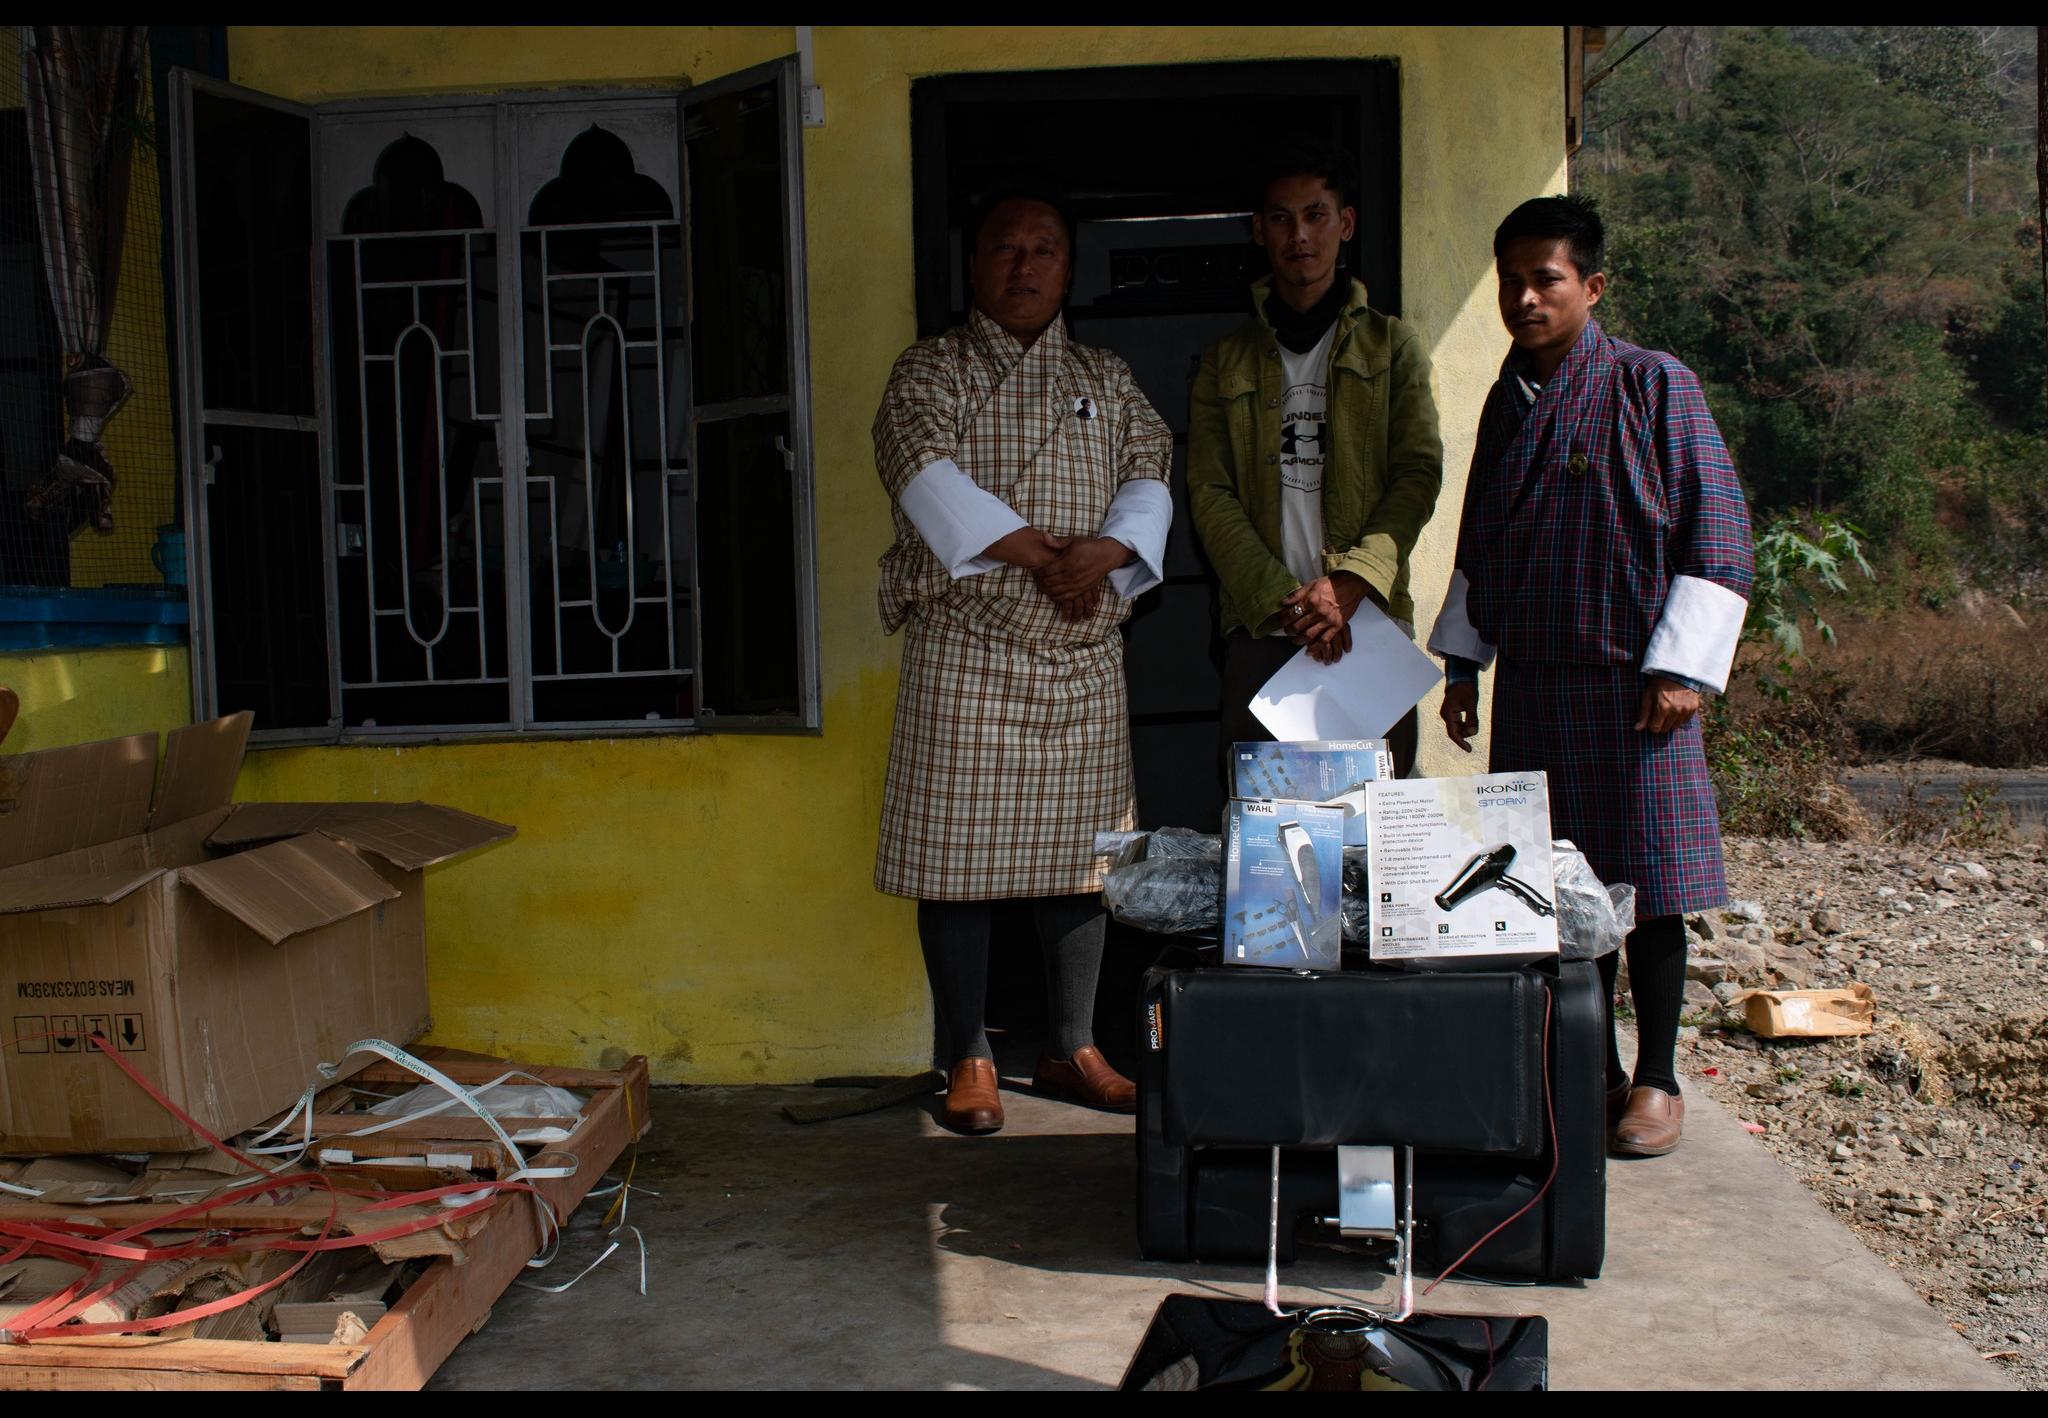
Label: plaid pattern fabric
xmin=1452 ymin=321 xmax=1754 ymax=665
xmin=873 ymin=311 xmax=1172 ymax=900
xmin=876 ymin=311 xmax=1171 ymax=641
xmin=876 ymin=620 xmax=1134 ymax=899
xmin=1449 ymin=322 xmax=1751 ymax=918
xmin=1490 ymin=659 xmax=1728 ymax=917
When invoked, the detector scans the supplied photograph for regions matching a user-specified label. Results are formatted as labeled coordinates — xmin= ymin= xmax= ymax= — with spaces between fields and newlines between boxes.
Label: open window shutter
xmin=168 ymin=70 xmax=337 ymax=739
xmin=679 ymin=57 xmax=820 ymax=731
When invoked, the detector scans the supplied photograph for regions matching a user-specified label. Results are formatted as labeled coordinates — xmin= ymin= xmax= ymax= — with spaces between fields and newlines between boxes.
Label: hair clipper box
xmin=1365 ymin=772 xmax=1559 ymax=968
xmin=1231 ymin=740 xmax=1393 ymax=846
xmin=1223 ymin=798 xmax=1343 ymax=970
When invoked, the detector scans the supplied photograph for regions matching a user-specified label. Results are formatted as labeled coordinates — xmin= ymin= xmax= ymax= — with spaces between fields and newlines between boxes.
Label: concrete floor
xmin=431 ymin=1056 xmax=2012 ymax=1391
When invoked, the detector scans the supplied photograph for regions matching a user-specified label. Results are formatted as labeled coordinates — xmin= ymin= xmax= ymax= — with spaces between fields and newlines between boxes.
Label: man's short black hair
xmin=967 ymin=178 xmax=1077 ymax=253
xmin=1253 ymin=139 xmax=1356 ymax=212
xmin=1493 ymin=194 xmax=1605 ymax=279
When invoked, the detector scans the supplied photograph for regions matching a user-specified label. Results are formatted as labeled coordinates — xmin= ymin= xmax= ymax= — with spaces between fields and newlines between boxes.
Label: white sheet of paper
xmin=1250 ymin=600 xmax=1445 ymax=742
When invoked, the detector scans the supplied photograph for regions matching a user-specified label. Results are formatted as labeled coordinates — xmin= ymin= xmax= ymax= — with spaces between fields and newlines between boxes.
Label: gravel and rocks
xmin=1665 ymin=836 xmax=2048 ymax=1388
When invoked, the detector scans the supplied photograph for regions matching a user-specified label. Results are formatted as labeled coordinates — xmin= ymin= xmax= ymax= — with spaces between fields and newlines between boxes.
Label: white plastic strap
xmin=318 ymin=1039 xmax=577 ymax=1269
xmin=321 ymin=1068 xmax=578 ymax=1146
xmin=514 ymin=1169 xmax=651 ymax=1298
xmin=241 ymin=1085 xmax=320 ymax=1166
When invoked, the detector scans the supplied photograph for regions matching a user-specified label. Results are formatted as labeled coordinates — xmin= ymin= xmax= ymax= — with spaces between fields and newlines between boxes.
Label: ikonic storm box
xmin=1365 ymin=772 xmax=1559 ymax=968
xmin=0 ymin=712 xmax=512 ymax=1153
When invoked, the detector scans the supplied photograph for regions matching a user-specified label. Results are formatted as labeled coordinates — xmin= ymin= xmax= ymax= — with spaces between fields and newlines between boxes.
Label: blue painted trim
xmin=0 ymin=589 xmax=189 ymax=652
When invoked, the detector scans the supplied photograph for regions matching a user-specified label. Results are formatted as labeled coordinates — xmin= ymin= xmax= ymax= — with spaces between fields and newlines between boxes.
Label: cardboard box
xmin=1223 ymin=799 xmax=1343 ymax=970
xmin=1733 ymin=985 xmax=1876 ymax=1039
xmin=0 ymin=712 xmax=511 ymax=1154
xmin=1365 ymin=773 xmax=1559 ymax=968
xmin=1230 ymin=739 xmax=1393 ymax=846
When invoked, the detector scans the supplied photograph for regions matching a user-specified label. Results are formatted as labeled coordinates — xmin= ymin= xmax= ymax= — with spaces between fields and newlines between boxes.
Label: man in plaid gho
xmin=1430 ymin=195 xmax=1754 ymax=1158
xmin=872 ymin=185 xmax=1173 ymax=1135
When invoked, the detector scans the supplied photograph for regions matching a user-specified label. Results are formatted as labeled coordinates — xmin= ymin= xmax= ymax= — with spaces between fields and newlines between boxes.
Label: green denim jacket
xmin=1187 ymin=277 xmax=1444 ymax=639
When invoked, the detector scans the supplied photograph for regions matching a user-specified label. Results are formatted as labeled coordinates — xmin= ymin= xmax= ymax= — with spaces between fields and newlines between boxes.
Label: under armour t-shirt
xmin=1276 ymin=322 xmax=1337 ymax=598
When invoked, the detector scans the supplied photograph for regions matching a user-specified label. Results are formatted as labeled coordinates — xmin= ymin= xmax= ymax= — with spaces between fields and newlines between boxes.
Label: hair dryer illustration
xmin=1434 ymin=844 xmax=1555 ymax=918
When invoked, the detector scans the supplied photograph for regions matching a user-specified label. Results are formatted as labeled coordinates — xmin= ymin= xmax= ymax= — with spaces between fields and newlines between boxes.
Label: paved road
xmin=1843 ymin=769 xmax=2048 ymax=827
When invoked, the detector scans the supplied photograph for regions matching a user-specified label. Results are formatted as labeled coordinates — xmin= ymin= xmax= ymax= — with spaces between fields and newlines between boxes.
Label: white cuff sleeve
xmin=1425 ymin=569 xmax=1498 ymax=668
xmin=1642 ymin=575 xmax=1747 ymax=693
xmin=898 ymin=458 xmax=1028 ymax=579
xmin=1100 ymin=479 xmax=1172 ymax=600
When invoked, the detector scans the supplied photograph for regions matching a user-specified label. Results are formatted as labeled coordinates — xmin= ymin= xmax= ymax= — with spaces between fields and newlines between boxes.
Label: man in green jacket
xmin=1189 ymin=142 xmax=1444 ymax=776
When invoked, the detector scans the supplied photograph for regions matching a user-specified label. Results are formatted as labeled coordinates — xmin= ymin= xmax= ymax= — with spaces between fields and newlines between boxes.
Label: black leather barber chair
xmin=1136 ymin=947 xmax=1605 ymax=1284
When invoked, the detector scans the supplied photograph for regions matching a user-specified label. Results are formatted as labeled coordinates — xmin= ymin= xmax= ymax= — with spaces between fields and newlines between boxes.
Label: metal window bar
xmin=679 ymin=56 xmax=820 ymax=730
xmin=336 ymin=226 xmax=499 ymax=693
xmin=523 ymin=217 xmax=688 ymax=689
xmin=152 ymin=94 xmax=717 ymax=737
xmin=650 ymin=225 xmax=676 ymax=666
xmin=390 ymin=321 xmax=451 ymax=667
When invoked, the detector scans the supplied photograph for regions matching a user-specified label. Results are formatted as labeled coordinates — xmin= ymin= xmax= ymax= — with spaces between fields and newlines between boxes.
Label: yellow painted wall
xmin=200 ymin=25 xmax=1563 ymax=1084
xmin=0 ymin=646 xmax=189 ymax=752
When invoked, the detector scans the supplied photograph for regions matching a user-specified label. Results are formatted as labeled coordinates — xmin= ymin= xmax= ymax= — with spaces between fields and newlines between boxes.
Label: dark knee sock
xmin=1034 ymin=894 xmax=1106 ymax=1057
xmin=918 ymin=899 xmax=994 ymax=1064
xmin=1624 ymin=914 xmax=1689 ymax=1095
xmin=1597 ymin=946 xmax=1628 ymax=1092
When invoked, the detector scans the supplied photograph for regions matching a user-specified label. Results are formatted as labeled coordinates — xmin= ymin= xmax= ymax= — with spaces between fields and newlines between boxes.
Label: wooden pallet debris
xmin=0 ymin=1049 xmax=651 ymax=1391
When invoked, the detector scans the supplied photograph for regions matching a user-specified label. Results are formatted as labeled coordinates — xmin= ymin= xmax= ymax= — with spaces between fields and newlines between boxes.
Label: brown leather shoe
xmin=1612 ymin=1086 xmax=1684 ymax=1157
xmin=941 ymin=1057 xmax=1004 ymax=1134
xmin=1605 ymin=1081 xmax=1633 ymax=1128
xmin=1034 ymin=1045 xmax=1137 ymax=1112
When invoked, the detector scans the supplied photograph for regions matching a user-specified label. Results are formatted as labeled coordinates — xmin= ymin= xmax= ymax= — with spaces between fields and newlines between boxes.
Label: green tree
xmin=1576 ymin=26 xmax=2044 ymax=582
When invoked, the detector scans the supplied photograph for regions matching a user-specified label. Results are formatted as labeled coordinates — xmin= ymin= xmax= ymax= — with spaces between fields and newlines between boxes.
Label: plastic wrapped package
xmin=1550 ymin=840 xmax=1635 ymax=961
xmin=1103 ymin=829 xmax=1222 ymax=937
xmin=1108 ymin=828 xmax=1633 ymax=961
xmin=364 ymin=1079 xmax=589 ymax=1143
xmin=1340 ymin=847 xmax=1372 ymax=944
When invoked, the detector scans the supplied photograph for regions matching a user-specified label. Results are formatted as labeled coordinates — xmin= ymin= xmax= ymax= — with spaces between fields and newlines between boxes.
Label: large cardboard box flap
xmin=209 ymin=801 xmax=513 ymax=869
xmin=317 ymin=803 xmax=515 ymax=871
xmin=208 ymin=801 xmax=395 ymax=850
xmin=0 ymin=733 xmax=156 ymax=870
xmin=179 ymin=834 xmax=401 ymax=945
xmin=0 ymin=866 xmax=165 ymax=916
xmin=150 ymin=711 xmax=252 ymax=829
xmin=0 ymin=808 xmax=230 ymax=887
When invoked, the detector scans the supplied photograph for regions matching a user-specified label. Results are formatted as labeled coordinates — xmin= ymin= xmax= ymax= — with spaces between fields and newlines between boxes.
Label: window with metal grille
xmin=167 ymin=60 xmax=818 ymax=740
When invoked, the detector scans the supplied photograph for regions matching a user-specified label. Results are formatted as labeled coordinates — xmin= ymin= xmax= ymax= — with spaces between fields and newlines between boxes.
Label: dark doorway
xmin=910 ymin=60 xmax=1401 ymax=1065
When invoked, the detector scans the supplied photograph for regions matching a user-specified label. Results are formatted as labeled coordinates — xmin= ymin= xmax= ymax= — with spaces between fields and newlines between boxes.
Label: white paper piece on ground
xmin=1250 ymin=601 xmax=1445 ymax=742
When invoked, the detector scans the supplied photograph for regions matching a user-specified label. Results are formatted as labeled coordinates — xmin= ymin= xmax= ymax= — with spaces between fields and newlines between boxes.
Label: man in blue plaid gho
xmin=1429 ymin=195 xmax=1754 ymax=1159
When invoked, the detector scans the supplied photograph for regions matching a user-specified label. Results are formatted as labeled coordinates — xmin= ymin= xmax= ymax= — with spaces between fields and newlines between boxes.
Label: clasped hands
xmin=1281 ymin=571 xmax=1372 ymax=665
xmin=984 ymin=527 xmax=1133 ymax=622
